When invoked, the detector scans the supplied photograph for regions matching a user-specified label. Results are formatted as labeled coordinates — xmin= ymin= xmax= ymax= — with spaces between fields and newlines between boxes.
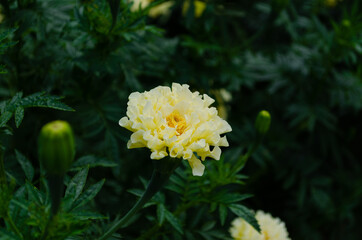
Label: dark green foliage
xmin=0 ymin=0 xmax=361 ymax=239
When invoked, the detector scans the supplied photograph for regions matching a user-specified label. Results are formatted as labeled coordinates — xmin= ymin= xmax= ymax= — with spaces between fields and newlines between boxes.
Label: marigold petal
xmin=188 ymin=155 xmax=205 ymax=176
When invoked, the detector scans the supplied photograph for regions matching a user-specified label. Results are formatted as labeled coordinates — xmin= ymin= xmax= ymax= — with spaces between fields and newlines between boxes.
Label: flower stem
xmin=98 ymin=158 xmax=181 ymax=240
xmin=41 ymin=175 xmax=64 ymax=240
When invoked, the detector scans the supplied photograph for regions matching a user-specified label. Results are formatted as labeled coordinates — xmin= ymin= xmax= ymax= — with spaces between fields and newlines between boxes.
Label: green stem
xmin=98 ymin=158 xmax=181 ymax=240
xmin=41 ymin=175 xmax=64 ymax=240
xmin=48 ymin=175 xmax=64 ymax=216
xmin=98 ymin=171 xmax=169 ymax=240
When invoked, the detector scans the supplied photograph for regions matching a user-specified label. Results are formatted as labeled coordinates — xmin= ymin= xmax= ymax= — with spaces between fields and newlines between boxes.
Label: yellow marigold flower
xmin=230 ymin=211 xmax=291 ymax=240
xmin=119 ymin=83 xmax=232 ymax=176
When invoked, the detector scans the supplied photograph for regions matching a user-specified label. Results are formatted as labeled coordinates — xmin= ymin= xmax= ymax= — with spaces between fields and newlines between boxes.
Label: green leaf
xmin=15 ymin=150 xmax=34 ymax=181
xmin=72 ymin=179 xmax=105 ymax=210
xmin=25 ymin=182 xmax=44 ymax=205
xmin=311 ymin=187 xmax=334 ymax=213
xmin=219 ymin=204 xmax=228 ymax=226
xmin=65 ymin=167 xmax=89 ymax=201
xmin=216 ymin=193 xmax=253 ymax=204
xmin=20 ymin=92 xmax=74 ymax=111
xmin=70 ymin=155 xmax=117 ymax=171
xmin=14 ymin=107 xmax=24 ymax=128
xmin=169 ymin=174 xmax=185 ymax=187
xmin=0 ymin=111 xmax=13 ymax=127
xmin=127 ymin=189 xmax=144 ymax=197
xmin=164 ymin=184 xmax=183 ymax=194
xmin=229 ymin=204 xmax=261 ymax=233
xmin=164 ymin=208 xmax=183 ymax=234
xmin=157 ymin=204 xmax=166 ymax=226
xmin=72 ymin=211 xmax=106 ymax=220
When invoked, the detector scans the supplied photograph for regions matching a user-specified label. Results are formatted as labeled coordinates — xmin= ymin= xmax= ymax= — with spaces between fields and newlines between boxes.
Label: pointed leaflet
xmin=15 ymin=150 xmax=34 ymax=181
xmin=164 ymin=208 xmax=183 ymax=234
xmin=157 ymin=204 xmax=166 ymax=225
xmin=65 ymin=167 xmax=89 ymax=201
xmin=71 ymin=179 xmax=105 ymax=210
xmin=0 ymin=111 xmax=13 ymax=127
xmin=229 ymin=204 xmax=261 ymax=233
xmin=219 ymin=204 xmax=227 ymax=226
xmin=14 ymin=107 xmax=24 ymax=128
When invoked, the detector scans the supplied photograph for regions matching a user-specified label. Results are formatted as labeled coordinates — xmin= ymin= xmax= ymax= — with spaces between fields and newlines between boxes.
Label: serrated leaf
xmin=15 ymin=150 xmax=34 ymax=181
xmin=165 ymin=208 xmax=183 ymax=234
xmin=70 ymin=155 xmax=117 ymax=171
xmin=229 ymin=204 xmax=260 ymax=233
xmin=0 ymin=111 xmax=13 ymax=127
xmin=65 ymin=167 xmax=89 ymax=201
xmin=20 ymin=92 xmax=74 ymax=111
xmin=71 ymin=179 xmax=105 ymax=210
xmin=9 ymin=92 xmax=23 ymax=105
xmin=157 ymin=204 xmax=166 ymax=225
xmin=14 ymin=107 xmax=24 ymax=128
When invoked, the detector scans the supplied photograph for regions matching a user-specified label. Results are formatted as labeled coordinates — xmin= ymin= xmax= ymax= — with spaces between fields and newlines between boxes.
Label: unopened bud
xmin=255 ymin=110 xmax=271 ymax=134
xmin=38 ymin=120 xmax=75 ymax=176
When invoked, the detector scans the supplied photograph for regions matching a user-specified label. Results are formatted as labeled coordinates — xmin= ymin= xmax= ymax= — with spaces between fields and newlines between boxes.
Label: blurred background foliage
xmin=0 ymin=0 xmax=361 ymax=239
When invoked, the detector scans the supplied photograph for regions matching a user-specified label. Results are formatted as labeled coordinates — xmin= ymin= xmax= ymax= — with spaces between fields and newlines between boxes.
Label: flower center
xmin=166 ymin=111 xmax=187 ymax=135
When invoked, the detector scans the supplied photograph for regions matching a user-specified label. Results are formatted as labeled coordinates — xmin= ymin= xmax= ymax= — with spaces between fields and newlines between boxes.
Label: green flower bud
xmin=38 ymin=120 xmax=75 ymax=176
xmin=255 ymin=110 xmax=271 ymax=134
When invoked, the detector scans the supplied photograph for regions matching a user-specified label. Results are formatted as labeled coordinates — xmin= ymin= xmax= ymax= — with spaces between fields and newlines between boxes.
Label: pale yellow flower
xmin=230 ymin=211 xmax=291 ymax=240
xmin=130 ymin=0 xmax=206 ymax=18
xmin=130 ymin=0 xmax=174 ymax=17
xmin=0 ymin=6 xmax=4 ymax=23
xmin=182 ymin=0 xmax=206 ymax=18
xmin=119 ymin=83 xmax=232 ymax=176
